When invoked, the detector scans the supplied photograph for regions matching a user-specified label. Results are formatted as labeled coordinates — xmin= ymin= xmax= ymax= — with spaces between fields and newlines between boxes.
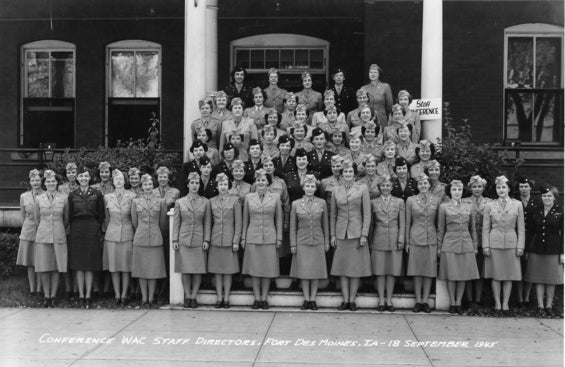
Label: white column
xmin=205 ymin=0 xmax=218 ymax=92
xmin=420 ymin=0 xmax=443 ymax=143
xmin=173 ymin=0 xmax=209 ymax=306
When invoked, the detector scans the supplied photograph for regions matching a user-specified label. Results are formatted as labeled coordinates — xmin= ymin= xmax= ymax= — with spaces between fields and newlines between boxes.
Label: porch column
xmin=421 ymin=0 xmax=448 ymax=311
xmin=173 ymin=0 xmax=208 ymax=305
xmin=205 ymin=0 xmax=218 ymax=92
xmin=421 ymin=0 xmax=443 ymax=143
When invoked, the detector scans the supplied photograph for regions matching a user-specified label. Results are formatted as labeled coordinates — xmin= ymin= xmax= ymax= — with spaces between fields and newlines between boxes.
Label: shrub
xmin=47 ymin=140 xmax=181 ymax=183
xmin=435 ymin=103 xmax=524 ymax=198
xmin=0 ymin=231 xmax=24 ymax=278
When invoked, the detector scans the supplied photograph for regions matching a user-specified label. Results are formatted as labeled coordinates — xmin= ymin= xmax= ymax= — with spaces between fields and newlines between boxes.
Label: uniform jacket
xmin=361 ymin=82 xmax=393 ymax=127
xmin=462 ymin=196 xmax=492 ymax=249
xmin=19 ymin=189 xmax=43 ymax=241
xmin=224 ymin=83 xmax=253 ymax=109
xmin=290 ymin=197 xmax=329 ymax=248
xmin=181 ymin=160 xmax=202 ymax=197
xmin=262 ymin=142 xmax=281 ymax=159
xmin=370 ymin=195 xmax=405 ymax=251
xmin=199 ymin=178 xmax=218 ymax=199
xmin=320 ymin=175 xmax=342 ymax=208
xmin=191 ymin=117 xmax=221 ymax=149
xmin=410 ymin=161 xmax=433 ymax=180
xmin=361 ymin=140 xmax=384 ymax=160
xmin=307 ymin=149 xmax=336 ymax=180
xmin=291 ymin=140 xmax=314 ymax=156
xmin=210 ymin=194 xmax=242 ymax=247
xmin=527 ymin=204 xmax=563 ymax=255
xmin=330 ymin=183 xmax=371 ymax=240
xmin=34 ymin=191 xmax=69 ymax=244
xmin=273 ymin=154 xmax=296 ymax=179
xmin=229 ymin=180 xmax=252 ymax=205
xmin=68 ymin=187 xmax=105 ymax=228
xmin=104 ymin=190 xmax=136 ymax=242
xmin=438 ymin=200 xmax=477 ymax=253
xmin=212 ymin=161 xmax=234 ymax=182
xmin=243 ymin=158 xmax=263 ymax=185
xmin=263 ymin=86 xmax=287 ymax=113
xmin=406 ymin=194 xmax=440 ymax=246
xmin=376 ymin=160 xmax=395 ymax=179
xmin=172 ymin=194 xmax=211 ymax=248
xmin=397 ymin=141 xmax=419 ymax=166
xmin=91 ymin=181 xmax=114 ymax=196
xmin=391 ymin=178 xmax=418 ymax=202
xmin=219 ymin=117 xmax=258 ymax=154
xmin=311 ymin=111 xmax=347 ymax=128
xmin=482 ymin=198 xmax=525 ymax=250
xmin=244 ymin=105 xmax=271 ymax=130
xmin=153 ymin=185 xmax=180 ymax=210
xmin=517 ymin=195 xmax=541 ymax=246
xmin=131 ymin=195 xmax=168 ymax=247
xmin=241 ymin=191 xmax=283 ymax=245
xmin=284 ymin=169 xmax=320 ymax=204
xmin=211 ymin=109 xmax=233 ymax=125
xmin=279 ymin=110 xmax=296 ymax=131
xmin=296 ymin=89 xmax=323 ymax=121
xmin=430 ymin=181 xmax=449 ymax=203
xmin=330 ymin=84 xmax=354 ymax=115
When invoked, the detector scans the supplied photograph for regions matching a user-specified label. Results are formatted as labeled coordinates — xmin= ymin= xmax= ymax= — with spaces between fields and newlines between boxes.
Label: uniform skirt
xmin=407 ymin=245 xmax=437 ymax=277
xmin=524 ymin=254 xmax=563 ymax=285
xmin=132 ymin=246 xmax=166 ymax=279
xmin=208 ymin=246 xmax=239 ymax=274
xmin=103 ymin=240 xmax=133 ymax=272
xmin=371 ymin=249 xmax=403 ymax=276
xmin=290 ymin=244 xmax=328 ymax=279
xmin=242 ymin=243 xmax=280 ymax=278
xmin=34 ymin=243 xmax=67 ymax=273
xmin=439 ymin=252 xmax=479 ymax=281
xmin=16 ymin=240 xmax=35 ymax=267
xmin=483 ymin=249 xmax=521 ymax=281
xmin=69 ymin=218 xmax=102 ymax=271
xmin=175 ymin=246 xmax=207 ymax=274
xmin=331 ymin=239 xmax=372 ymax=277
xmin=475 ymin=249 xmax=485 ymax=278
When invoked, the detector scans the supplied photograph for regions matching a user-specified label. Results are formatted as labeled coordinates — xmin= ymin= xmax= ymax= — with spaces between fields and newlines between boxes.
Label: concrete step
xmin=169 ymin=289 xmax=436 ymax=310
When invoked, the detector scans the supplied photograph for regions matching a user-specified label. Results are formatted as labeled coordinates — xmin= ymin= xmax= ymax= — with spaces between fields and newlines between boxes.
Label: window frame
xmin=105 ymin=40 xmax=162 ymax=147
xmin=503 ymin=23 xmax=564 ymax=146
xmin=20 ymin=40 xmax=76 ymax=147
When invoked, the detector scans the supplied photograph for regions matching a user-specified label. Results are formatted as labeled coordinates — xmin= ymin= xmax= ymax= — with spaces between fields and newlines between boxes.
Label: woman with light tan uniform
xmin=17 ymin=169 xmax=43 ymax=296
xmin=208 ymin=173 xmax=242 ymax=309
xmin=173 ymin=172 xmax=211 ymax=309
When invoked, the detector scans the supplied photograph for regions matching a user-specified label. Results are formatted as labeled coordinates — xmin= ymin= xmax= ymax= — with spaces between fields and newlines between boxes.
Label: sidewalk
xmin=0 ymin=307 xmax=562 ymax=367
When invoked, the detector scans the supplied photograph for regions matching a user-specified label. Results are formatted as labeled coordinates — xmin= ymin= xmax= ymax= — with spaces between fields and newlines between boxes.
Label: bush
xmin=47 ymin=140 xmax=181 ymax=183
xmin=0 ymin=231 xmax=24 ymax=278
xmin=435 ymin=103 xmax=524 ymax=198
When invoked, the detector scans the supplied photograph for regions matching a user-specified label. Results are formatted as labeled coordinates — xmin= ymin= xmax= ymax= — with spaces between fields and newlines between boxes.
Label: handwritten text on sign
xmin=409 ymin=98 xmax=442 ymax=121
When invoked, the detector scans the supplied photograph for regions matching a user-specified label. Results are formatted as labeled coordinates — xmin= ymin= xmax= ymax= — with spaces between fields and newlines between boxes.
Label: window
xmin=21 ymin=41 xmax=76 ymax=148
xmin=231 ymin=34 xmax=329 ymax=91
xmin=106 ymin=40 xmax=161 ymax=147
xmin=504 ymin=24 xmax=564 ymax=145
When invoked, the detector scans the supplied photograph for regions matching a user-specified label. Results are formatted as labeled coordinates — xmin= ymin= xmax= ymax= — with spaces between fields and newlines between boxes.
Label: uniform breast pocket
xmin=87 ymin=196 xmax=98 ymax=211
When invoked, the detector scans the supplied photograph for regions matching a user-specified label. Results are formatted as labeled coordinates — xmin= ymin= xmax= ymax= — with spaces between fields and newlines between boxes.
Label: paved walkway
xmin=0 ymin=307 xmax=562 ymax=367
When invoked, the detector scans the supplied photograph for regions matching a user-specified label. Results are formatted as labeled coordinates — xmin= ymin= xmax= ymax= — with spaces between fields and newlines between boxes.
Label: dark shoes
xmin=449 ymin=305 xmax=456 ymax=314
xmin=114 ymin=298 xmax=121 ymax=307
xmin=310 ymin=301 xmax=318 ymax=310
xmin=545 ymin=307 xmax=555 ymax=318
xmin=223 ymin=301 xmax=230 ymax=309
xmin=183 ymin=298 xmax=198 ymax=309
xmin=252 ymin=300 xmax=261 ymax=309
xmin=301 ymin=301 xmax=309 ymax=310
xmin=349 ymin=302 xmax=357 ymax=311
xmin=386 ymin=303 xmax=395 ymax=312
xmin=215 ymin=300 xmax=223 ymax=309
xmin=422 ymin=302 xmax=431 ymax=313
xmin=413 ymin=302 xmax=422 ymax=313
xmin=377 ymin=304 xmax=386 ymax=312
xmin=261 ymin=300 xmax=269 ymax=310
xmin=338 ymin=302 xmax=350 ymax=311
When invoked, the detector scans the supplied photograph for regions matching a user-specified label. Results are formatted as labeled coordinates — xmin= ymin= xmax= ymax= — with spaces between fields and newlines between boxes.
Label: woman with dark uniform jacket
xmin=180 ymin=141 xmax=208 ymax=196
xmin=17 ymin=169 xmax=43 ymax=296
xmin=243 ymin=139 xmax=264 ymax=185
xmin=208 ymin=173 xmax=242 ymax=309
xmin=103 ymin=169 xmax=136 ymax=307
xmin=406 ymin=174 xmax=440 ymax=313
xmin=68 ymin=167 xmax=105 ymax=309
xmin=295 ymin=71 xmax=323 ymax=123
xmin=198 ymin=156 xmax=219 ymax=199
xmin=361 ymin=64 xmax=393 ymax=128
xmin=438 ymin=180 xmax=480 ymax=314
xmin=524 ymin=185 xmax=563 ymax=318
xmin=131 ymin=174 xmax=168 ymax=308
xmin=462 ymin=175 xmax=492 ymax=307
xmin=224 ymin=65 xmax=252 ymax=109
xmin=482 ymin=176 xmax=525 ymax=315
xmin=34 ymin=170 xmax=70 ymax=307
xmin=212 ymin=142 xmax=238 ymax=182
xmin=263 ymin=68 xmax=287 ymax=114
xmin=370 ymin=175 xmax=405 ymax=312
xmin=273 ymin=135 xmax=296 ymax=179
xmin=307 ymin=128 xmax=336 ymax=180
xmin=329 ymin=67 xmax=354 ymax=116
xmin=241 ymin=169 xmax=283 ymax=310
xmin=330 ymin=159 xmax=372 ymax=311
xmin=228 ymin=159 xmax=251 ymax=206
xmin=391 ymin=157 xmax=418 ymax=202
xmin=515 ymin=176 xmax=539 ymax=307
xmin=290 ymin=174 xmax=329 ymax=311
xmin=173 ymin=172 xmax=211 ymax=309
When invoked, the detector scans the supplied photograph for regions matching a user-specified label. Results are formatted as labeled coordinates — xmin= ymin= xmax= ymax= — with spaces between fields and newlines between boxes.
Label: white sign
xmin=409 ymin=98 xmax=442 ymax=121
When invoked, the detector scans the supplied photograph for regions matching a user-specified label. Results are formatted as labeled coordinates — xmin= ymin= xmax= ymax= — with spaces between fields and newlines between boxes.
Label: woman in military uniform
xmin=263 ymin=68 xmax=287 ymax=114
xmin=391 ymin=157 xmax=417 ymax=202
xmin=295 ymin=71 xmax=323 ymax=123
xmin=307 ymin=128 xmax=336 ymax=180
xmin=361 ymin=64 xmax=393 ymax=128
xmin=173 ymin=172 xmax=211 ymax=309
xmin=290 ymin=174 xmax=329 ymax=311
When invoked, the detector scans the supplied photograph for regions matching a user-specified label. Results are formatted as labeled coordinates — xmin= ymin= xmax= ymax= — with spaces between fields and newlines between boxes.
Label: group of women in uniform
xmin=16 ymin=64 xmax=563 ymax=315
